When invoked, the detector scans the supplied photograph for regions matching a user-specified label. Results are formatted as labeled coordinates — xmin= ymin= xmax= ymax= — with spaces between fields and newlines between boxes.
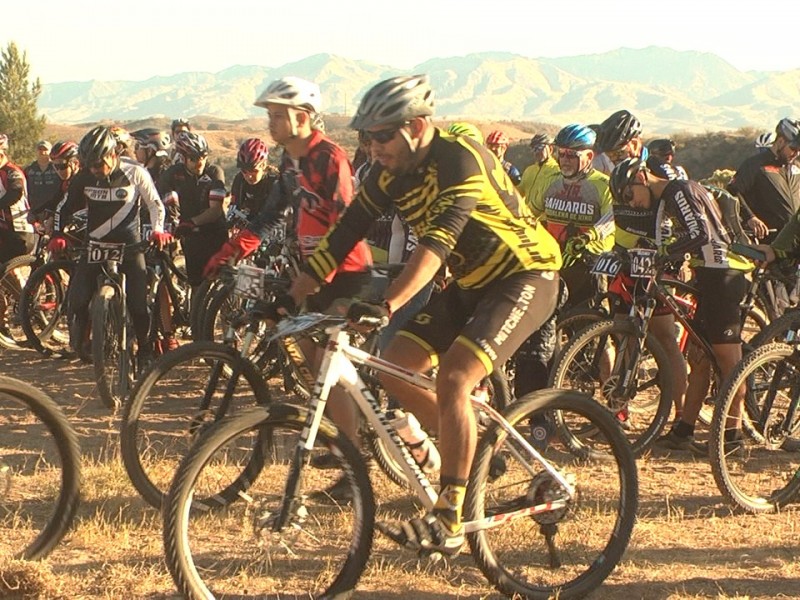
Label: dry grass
xmin=0 ymin=347 xmax=799 ymax=600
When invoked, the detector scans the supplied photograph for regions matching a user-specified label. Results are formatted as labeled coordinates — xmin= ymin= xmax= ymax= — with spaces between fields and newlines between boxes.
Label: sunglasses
xmin=53 ymin=162 xmax=71 ymax=171
xmin=557 ymin=148 xmax=587 ymax=159
xmin=607 ymin=146 xmax=632 ymax=161
xmin=363 ymin=124 xmax=407 ymax=144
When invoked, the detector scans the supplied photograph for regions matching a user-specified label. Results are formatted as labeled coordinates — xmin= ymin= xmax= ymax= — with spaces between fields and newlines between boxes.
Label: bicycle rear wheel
xmin=20 ymin=260 xmax=74 ymax=357
xmin=709 ymin=342 xmax=800 ymax=513
xmin=549 ymin=319 xmax=673 ymax=456
xmin=163 ymin=403 xmax=374 ymax=599
xmin=0 ymin=376 xmax=81 ymax=560
xmin=120 ymin=341 xmax=272 ymax=509
xmin=467 ymin=389 xmax=637 ymax=600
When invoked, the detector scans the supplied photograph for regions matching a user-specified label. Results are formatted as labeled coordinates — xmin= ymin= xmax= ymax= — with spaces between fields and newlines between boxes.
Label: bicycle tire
xmin=466 ymin=388 xmax=638 ymax=599
xmin=189 ymin=277 xmax=221 ymax=341
xmin=748 ymin=307 xmax=800 ymax=348
xmin=709 ymin=342 xmax=800 ymax=513
xmin=120 ymin=341 xmax=274 ymax=509
xmin=0 ymin=376 xmax=81 ymax=560
xmin=549 ymin=318 xmax=673 ymax=456
xmin=0 ymin=254 xmax=38 ymax=349
xmin=198 ymin=277 xmax=239 ymax=343
xmin=91 ymin=286 xmax=127 ymax=410
xmin=163 ymin=403 xmax=374 ymax=599
xmin=20 ymin=260 xmax=74 ymax=357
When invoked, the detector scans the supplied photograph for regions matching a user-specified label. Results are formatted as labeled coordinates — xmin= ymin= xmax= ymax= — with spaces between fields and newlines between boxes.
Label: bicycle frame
xmin=269 ymin=315 xmax=576 ymax=535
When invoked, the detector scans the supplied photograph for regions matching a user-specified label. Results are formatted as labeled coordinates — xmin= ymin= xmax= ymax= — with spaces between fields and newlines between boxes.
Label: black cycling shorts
xmin=397 ymin=270 xmax=559 ymax=373
xmin=693 ymin=267 xmax=747 ymax=345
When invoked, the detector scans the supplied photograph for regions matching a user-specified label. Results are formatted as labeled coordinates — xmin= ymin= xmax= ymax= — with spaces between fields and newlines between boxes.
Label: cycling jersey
xmin=656 ymin=179 xmax=751 ymax=271
xmin=728 ymin=150 xmax=800 ymax=240
xmin=59 ymin=160 xmax=165 ymax=243
xmin=24 ymin=161 xmax=60 ymax=213
xmin=519 ymin=156 xmax=559 ymax=201
xmin=502 ymin=159 xmax=521 ymax=186
xmin=248 ymin=130 xmax=372 ymax=280
xmin=528 ymin=168 xmax=615 ymax=255
xmin=304 ymin=129 xmax=562 ymax=289
xmin=229 ymin=171 xmax=277 ymax=218
xmin=0 ymin=161 xmax=33 ymax=234
xmin=159 ymin=163 xmax=227 ymax=231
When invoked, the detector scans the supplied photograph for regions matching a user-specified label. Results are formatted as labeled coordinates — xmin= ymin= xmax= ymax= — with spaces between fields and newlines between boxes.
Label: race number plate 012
xmin=590 ymin=252 xmax=623 ymax=277
xmin=628 ymin=248 xmax=657 ymax=278
xmin=87 ymin=241 xmax=125 ymax=264
xmin=234 ymin=264 xmax=265 ymax=299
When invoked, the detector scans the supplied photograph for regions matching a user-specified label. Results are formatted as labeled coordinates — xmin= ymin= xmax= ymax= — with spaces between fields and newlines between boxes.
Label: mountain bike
xmin=0 ymin=376 xmax=81 ymax=560
xmin=162 ymin=312 xmax=638 ymax=600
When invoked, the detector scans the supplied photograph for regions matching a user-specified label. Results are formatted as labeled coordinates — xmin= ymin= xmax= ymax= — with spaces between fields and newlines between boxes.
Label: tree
xmin=0 ymin=42 xmax=45 ymax=165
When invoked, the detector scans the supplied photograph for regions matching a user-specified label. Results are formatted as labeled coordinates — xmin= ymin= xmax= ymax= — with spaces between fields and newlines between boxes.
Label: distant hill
xmin=38 ymin=47 xmax=799 ymax=134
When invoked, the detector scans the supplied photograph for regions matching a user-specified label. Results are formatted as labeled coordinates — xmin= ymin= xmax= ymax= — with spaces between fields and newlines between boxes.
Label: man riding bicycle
xmin=275 ymin=74 xmax=562 ymax=555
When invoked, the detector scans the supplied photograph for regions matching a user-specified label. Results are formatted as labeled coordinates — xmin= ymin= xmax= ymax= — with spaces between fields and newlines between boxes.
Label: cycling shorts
xmin=397 ymin=270 xmax=559 ymax=373
xmin=693 ymin=268 xmax=747 ymax=345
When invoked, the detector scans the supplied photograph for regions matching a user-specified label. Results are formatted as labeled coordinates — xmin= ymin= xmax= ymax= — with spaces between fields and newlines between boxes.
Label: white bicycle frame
xmin=272 ymin=314 xmax=576 ymax=534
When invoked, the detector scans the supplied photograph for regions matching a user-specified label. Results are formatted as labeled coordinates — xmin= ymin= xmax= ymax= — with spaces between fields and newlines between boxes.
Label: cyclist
xmin=204 ymin=77 xmax=373 ymax=476
xmin=228 ymin=138 xmax=277 ymax=220
xmin=519 ymin=132 xmax=559 ymax=200
xmin=110 ymin=126 xmax=136 ymax=161
xmin=169 ymin=119 xmax=191 ymax=164
xmin=48 ymin=126 xmax=171 ymax=362
xmin=485 ymin=130 xmax=521 ymax=186
xmin=516 ymin=124 xmax=613 ymax=398
xmin=159 ymin=131 xmax=228 ymax=290
xmin=446 ymin=121 xmax=484 ymax=144
xmin=593 ymin=110 xmax=646 ymax=175
xmin=132 ymin=128 xmax=172 ymax=184
xmin=727 ymin=117 xmax=800 ymax=243
xmin=43 ymin=141 xmax=80 ymax=234
xmin=610 ymin=157 xmax=754 ymax=452
xmin=24 ymin=140 xmax=60 ymax=215
xmin=271 ymin=74 xmax=561 ymax=555
xmin=646 ymin=138 xmax=688 ymax=180
xmin=0 ymin=134 xmax=34 ymax=261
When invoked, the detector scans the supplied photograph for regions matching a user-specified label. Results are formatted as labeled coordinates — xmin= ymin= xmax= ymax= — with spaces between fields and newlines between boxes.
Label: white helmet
xmin=254 ymin=77 xmax=322 ymax=113
xmin=755 ymin=131 xmax=776 ymax=149
xmin=350 ymin=74 xmax=435 ymax=130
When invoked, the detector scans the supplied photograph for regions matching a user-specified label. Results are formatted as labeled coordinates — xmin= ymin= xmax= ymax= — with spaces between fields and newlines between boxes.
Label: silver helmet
xmin=350 ymin=74 xmax=435 ymax=130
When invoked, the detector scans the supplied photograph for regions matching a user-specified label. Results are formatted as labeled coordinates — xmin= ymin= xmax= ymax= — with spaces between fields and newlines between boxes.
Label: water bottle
xmin=386 ymin=409 xmax=441 ymax=473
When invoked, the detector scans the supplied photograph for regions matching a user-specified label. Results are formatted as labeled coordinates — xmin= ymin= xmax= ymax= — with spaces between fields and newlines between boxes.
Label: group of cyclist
xmin=2 ymin=70 xmax=800 ymax=558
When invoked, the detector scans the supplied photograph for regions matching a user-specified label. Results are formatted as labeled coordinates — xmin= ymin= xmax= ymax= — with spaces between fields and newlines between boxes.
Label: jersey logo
xmin=115 ymin=188 xmax=128 ymax=199
xmin=86 ymin=187 xmax=111 ymax=201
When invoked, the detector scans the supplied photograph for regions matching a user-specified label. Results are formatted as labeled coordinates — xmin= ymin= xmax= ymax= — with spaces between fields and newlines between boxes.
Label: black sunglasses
xmin=53 ymin=162 xmax=71 ymax=171
xmin=363 ymin=124 xmax=407 ymax=144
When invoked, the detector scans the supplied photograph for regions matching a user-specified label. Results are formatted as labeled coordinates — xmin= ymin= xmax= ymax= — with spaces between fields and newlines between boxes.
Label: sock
xmin=434 ymin=478 xmax=467 ymax=533
xmin=673 ymin=421 xmax=694 ymax=438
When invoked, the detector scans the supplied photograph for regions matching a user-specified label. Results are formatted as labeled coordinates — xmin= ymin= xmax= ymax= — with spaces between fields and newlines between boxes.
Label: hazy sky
xmin=4 ymin=0 xmax=798 ymax=84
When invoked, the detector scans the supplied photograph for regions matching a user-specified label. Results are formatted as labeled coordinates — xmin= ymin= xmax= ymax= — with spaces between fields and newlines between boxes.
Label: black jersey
xmin=229 ymin=171 xmax=277 ymax=218
xmin=727 ymin=151 xmax=800 ymax=239
xmin=58 ymin=159 xmax=165 ymax=243
xmin=159 ymin=163 xmax=227 ymax=231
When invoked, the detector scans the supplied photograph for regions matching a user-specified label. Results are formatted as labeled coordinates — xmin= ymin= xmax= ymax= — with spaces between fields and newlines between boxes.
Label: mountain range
xmin=38 ymin=47 xmax=800 ymax=134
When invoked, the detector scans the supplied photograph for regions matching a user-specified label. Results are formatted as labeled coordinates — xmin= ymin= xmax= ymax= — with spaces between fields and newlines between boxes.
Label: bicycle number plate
xmin=628 ymin=248 xmax=657 ymax=278
xmin=87 ymin=241 xmax=125 ymax=264
xmin=590 ymin=253 xmax=623 ymax=277
xmin=141 ymin=223 xmax=153 ymax=240
xmin=234 ymin=264 xmax=265 ymax=299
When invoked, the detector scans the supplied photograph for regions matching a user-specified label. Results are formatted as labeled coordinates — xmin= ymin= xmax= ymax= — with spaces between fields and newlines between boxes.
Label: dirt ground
xmin=0 ymin=344 xmax=799 ymax=599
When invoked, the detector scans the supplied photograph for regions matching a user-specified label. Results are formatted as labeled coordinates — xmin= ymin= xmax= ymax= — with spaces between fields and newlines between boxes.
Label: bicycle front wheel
xmin=0 ymin=255 xmax=37 ymax=349
xmin=20 ymin=259 xmax=74 ymax=357
xmin=467 ymin=389 xmax=638 ymax=600
xmin=91 ymin=286 xmax=129 ymax=410
xmin=709 ymin=342 xmax=800 ymax=513
xmin=163 ymin=403 xmax=375 ymax=599
xmin=549 ymin=318 xmax=673 ymax=456
xmin=120 ymin=341 xmax=271 ymax=509
xmin=0 ymin=376 xmax=81 ymax=560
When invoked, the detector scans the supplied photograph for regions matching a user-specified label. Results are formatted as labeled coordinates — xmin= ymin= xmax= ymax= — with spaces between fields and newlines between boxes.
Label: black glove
xmin=346 ymin=300 xmax=391 ymax=326
xmin=251 ymin=294 xmax=297 ymax=323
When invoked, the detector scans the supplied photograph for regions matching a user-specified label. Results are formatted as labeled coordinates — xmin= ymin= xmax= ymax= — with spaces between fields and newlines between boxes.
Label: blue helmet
xmin=554 ymin=124 xmax=596 ymax=151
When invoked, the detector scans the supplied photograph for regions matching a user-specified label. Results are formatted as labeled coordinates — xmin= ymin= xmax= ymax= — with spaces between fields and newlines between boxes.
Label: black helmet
xmin=132 ymin=128 xmax=171 ymax=153
xmin=609 ymin=157 xmax=647 ymax=203
xmin=647 ymin=138 xmax=676 ymax=156
xmin=171 ymin=118 xmax=190 ymax=133
xmin=596 ymin=110 xmax=642 ymax=153
xmin=530 ymin=133 xmax=553 ymax=148
xmin=775 ymin=118 xmax=800 ymax=143
xmin=174 ymin=131 xmax=209 ymax=160
xmin=78 ymin=126 xmax=117 ymax=167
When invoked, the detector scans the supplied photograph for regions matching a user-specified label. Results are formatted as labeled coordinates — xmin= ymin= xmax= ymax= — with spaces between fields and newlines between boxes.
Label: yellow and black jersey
xmin=304 ymin=129 xmax=562 ymax=289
